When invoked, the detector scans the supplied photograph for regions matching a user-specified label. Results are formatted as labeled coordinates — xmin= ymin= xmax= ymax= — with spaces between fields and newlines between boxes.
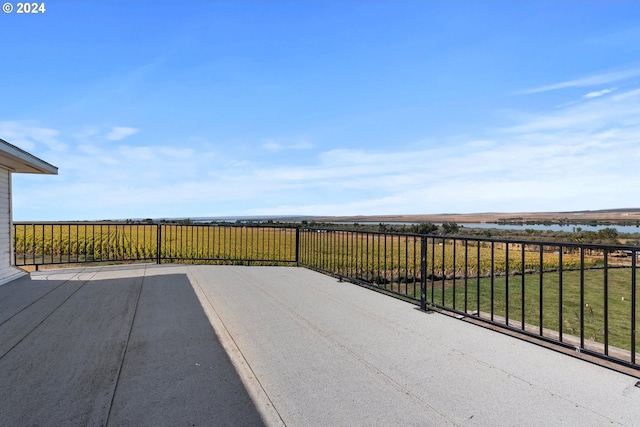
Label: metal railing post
xmin=156 ymin=224 xmax=161 ymax=264
xmin=420 ymin=236 xmax=427 ymax=311
xmin=295 ymin=227 xmax=300 ymax=266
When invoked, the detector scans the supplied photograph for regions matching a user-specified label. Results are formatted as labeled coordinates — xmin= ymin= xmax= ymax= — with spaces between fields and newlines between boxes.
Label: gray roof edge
xmin=0 ymin=138 xmax=58 ymax=174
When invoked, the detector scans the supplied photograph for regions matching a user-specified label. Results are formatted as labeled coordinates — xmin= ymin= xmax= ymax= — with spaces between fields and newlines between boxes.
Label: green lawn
xmin=427 ymin=267 xmax=638 ymax=354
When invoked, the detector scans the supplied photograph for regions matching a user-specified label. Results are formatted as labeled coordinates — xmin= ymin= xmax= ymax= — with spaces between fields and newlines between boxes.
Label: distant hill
xmin=306 ymin=209 xmax=640 ymax=224
xmin=562 ymin=208 xmax=640 ymax=214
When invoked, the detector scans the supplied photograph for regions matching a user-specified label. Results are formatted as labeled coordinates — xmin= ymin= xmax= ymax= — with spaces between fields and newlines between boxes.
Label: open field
xmin=432 ymin=268 xmax=639 ymax=354
xmin=356 ymin=267 xmax=639 ymax=357
xmin=300 ymin=233 xmax=602 ymax=279
xmin=13 ymin=223 xmax=297 ymax=266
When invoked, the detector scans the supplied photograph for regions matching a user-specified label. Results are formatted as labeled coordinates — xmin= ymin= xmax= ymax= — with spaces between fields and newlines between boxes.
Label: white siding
xmin=0 ymin=167 xmax=26 ymax=285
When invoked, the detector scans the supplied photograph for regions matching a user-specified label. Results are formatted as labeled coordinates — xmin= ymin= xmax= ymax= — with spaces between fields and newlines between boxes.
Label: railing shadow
xmin=0 ymin=271 xmax=265 ymax=426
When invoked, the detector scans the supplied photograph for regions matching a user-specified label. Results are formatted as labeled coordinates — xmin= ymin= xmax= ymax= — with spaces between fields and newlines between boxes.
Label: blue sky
xmin=2 ymin=1 xmax=640 ymax=220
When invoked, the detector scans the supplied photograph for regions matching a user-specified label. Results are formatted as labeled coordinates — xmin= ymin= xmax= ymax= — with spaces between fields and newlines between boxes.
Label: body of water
xmin=337 ymin=221 xmax=640 ymax=234
xmin=194 ymin=218 xmax=640 ymax=234
xmin=459 ymin=223 xmax=640 ymax=233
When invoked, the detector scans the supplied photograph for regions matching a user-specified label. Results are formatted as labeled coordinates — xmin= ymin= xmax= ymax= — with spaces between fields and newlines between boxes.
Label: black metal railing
xmin=13 ymin=222 xmax=298 ymax=268
xmin=12 ymin=222 xmax=639 ymax=371
xmin=298 ymin=228 xmax=639 ymax=371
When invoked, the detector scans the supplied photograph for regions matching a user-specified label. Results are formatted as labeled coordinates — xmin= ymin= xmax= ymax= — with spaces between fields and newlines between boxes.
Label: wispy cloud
xmin=519 ymin=68 xmax=640 ymax=94
xmin=503 ymin=86 xmax=640 ymax=133
xmin=105 ymin=126 xmax=139 ymax=141
xmin=584 ymin=88 xmax=615 ymax=98
xmin=0 ymin=121 xmax=66 ymax=152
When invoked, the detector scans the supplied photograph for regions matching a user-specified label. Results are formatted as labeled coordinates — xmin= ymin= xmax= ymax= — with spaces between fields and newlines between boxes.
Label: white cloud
xmin=502 ymin=86 xmax=640 ymax=133
xmin=0 ymin=121 xmax=66 ymax=152
xmin=520 ymin=68 xmax=640 ymax=94
xmin=105 ymin=126 xmax=139 ymax=141
xmin=610 ymin=87 xmax=640 ymax=101
xmin=584 ymin=88 xmax=615 ymax=98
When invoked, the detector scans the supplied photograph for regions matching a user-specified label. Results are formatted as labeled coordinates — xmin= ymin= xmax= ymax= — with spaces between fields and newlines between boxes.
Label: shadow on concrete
xmin=0 ymin=272 xmax=264 ymax=426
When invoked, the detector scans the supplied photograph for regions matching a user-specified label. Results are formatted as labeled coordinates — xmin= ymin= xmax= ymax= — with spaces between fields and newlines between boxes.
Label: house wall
xmin=0 ymin=167 xmax=26 ymax=285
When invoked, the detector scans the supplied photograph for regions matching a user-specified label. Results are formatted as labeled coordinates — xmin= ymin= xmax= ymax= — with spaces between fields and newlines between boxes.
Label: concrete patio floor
xmin=1 ymin=264 xmax=639 ymax=426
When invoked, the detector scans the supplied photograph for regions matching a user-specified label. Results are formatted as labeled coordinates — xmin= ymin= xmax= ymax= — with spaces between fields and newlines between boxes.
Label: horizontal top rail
xmin=301 ymin=227 xmax=640 ymax=252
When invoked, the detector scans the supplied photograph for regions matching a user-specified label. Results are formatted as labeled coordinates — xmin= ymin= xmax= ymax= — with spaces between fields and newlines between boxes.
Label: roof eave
xmin=0 ymin=138 xmax=58 ymax=175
